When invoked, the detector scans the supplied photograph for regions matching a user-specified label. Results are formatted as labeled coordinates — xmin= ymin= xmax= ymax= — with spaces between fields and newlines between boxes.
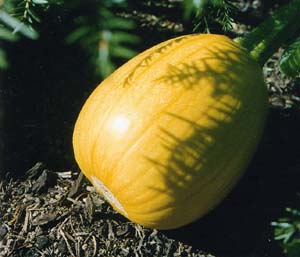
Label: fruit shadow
xmin=160 ymin=108 xmax=300 ymax=257
xmin=137 ymin=46 xmax=270 ymax=255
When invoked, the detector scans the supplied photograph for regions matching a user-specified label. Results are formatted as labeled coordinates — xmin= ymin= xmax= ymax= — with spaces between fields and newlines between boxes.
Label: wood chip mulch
xmin=0 ymin=163 xmax=215 ymax=257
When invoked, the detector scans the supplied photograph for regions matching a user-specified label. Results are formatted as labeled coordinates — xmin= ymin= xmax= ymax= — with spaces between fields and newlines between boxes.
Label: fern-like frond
xmin=183 ymin=0 xmax=237 ymax=32
xmin=0 ymin=0 xmax=59 ymax=69
xmin=66 ymin=1 xmax=141 ymax=78
xmin=272 ymin=208 xmax=300 ymax=257
xmin=3 ymin=0 xmax=52 ymax=25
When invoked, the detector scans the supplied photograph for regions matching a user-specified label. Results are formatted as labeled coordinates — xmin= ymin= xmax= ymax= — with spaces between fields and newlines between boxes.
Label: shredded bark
xmin=0 ymin=164 xmax=215 ymax=257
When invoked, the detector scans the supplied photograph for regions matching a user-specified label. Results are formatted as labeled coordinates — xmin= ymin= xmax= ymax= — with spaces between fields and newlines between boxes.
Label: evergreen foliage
xmin=0 ymin=0 xmax=58 ymax=68
xmin=121 ymin=0 xmax=237 ymax=35
xmin=183 ymin=0 xmax=237 ymax=32
xmin=0 ymin=0 xmax=238 ymax=75
xmin=272 ymin=208 xmax=300 ymax=257
xmin=65 ymin=0 xmax=141 ymax=78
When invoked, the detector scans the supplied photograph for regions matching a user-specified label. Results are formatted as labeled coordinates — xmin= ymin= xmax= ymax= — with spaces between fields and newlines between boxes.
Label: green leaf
xmin=182 ymin=0 xmax=204 ymax=20
xmin=98 ymin=46 xmax=115 ymax=78
xmin=0 ymin=26 xmax=19 ymax=41
xmin=111 ymin=31 xmax=140 ymax=44
xmin=280 ymin=36 xmax=300 ymax=77
xmin=110 ymin=45 xmax=137 ymax=59
xmin=287 ymin=208 xmax=300 ymax=216
xmin=107 ymin=17 xmax=136 ymax=30
xmin=237 ymin=0 xmax=300 ymax=66
xmin=27 ymin=8 xmax=41 ymax=22
xmin=272 ymin=207 xmax=300 ymax=257
xmin=212 ymin=0 xmax=223 ymax=7
xmin=0 ymin=10 xmax=38 ymax=39
xmin=65 ymin=26 xmax=92 ymax=44
xmin=32 ymin=0 xmax=48 ymax=4
xmin=0 ymin=48 xmax=8 ymax=69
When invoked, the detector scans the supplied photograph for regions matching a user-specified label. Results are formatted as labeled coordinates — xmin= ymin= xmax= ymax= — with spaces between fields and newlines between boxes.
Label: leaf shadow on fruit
xmin=160 ymin=108 xmax=300 ymax=257
xmin=146 ymin=52 xmax=300 ymax=257
xmin=146 ymin=106 xmax=255 ymax=227
xmin=140 ymin=46 xmax=266 ymax=232
xmin=156 ymin=44 xmax=260 ymax=90
xmin=125 ymin=44 xmax=298 ymax=257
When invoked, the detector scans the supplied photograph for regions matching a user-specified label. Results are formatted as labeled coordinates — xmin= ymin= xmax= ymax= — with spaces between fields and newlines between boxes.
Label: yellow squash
xmin=73 ymin=34 xmax=268 ymax=230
